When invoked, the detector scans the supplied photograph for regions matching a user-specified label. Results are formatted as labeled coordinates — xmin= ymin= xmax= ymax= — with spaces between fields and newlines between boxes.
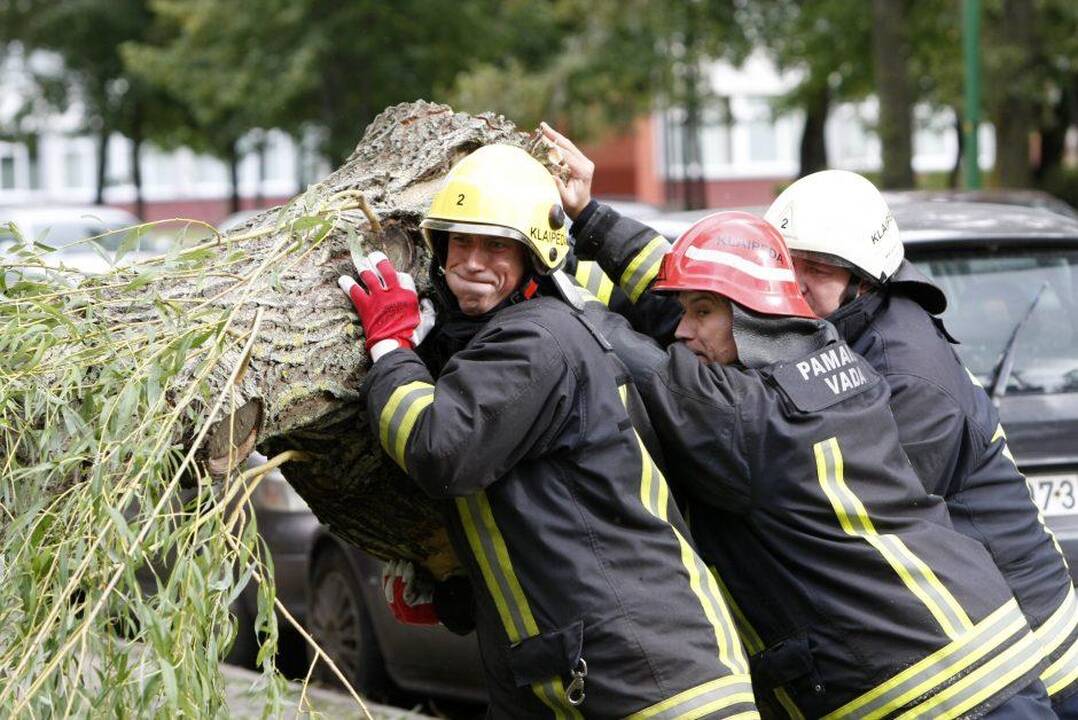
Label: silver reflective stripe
xmin=1036 ymin=582 xmax=1078 ymax=660
xmin=824 ymin=600 xmax=1027 ymax=720
xmin=625 ymin=675 xmax=758 ymax=720
xmin=457 ymin=494 xmax=532 ymax=642
xmin=815 ymin=438 xmax=972 ymax=639
xmin=896 ymin=630 xmax=1043 ymax=720
xmin=871 ymin=533 xmax=972 ymax=639
xmin=620 ymin=236 xmax=669 ymax=302
xmin=533 ymin=677 xmax=582 ymax=720
xmin=381 ymin=385 xmax=433 ymax=466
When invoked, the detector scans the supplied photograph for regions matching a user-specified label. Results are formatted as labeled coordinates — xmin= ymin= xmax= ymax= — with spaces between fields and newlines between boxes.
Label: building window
xmin=1 ymin=154 xmax=15 ymax=190
xmin=743 ymin=97 xmax=778 ymax=163
xmin=63 ymin=148 xmax=85 ymax=188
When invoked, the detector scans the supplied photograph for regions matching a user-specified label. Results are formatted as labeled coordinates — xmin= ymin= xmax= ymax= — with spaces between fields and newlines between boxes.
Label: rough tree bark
xmin=96 ymin=101 xmax=560 ymax=578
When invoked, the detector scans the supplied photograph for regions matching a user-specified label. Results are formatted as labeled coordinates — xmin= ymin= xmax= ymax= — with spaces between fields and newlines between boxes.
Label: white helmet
xmin=764 ymin=170 xmax=903 ymax=284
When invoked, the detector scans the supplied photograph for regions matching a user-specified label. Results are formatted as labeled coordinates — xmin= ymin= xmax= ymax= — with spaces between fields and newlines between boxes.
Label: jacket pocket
xmin=507 ymin=620 xmax=584 ymax=688
xmin=751 ymin=631 xmax=824 ymax=696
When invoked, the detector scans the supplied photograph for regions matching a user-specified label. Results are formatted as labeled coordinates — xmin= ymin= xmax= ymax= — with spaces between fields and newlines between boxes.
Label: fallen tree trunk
xmin=23 ymin=100 xmax=562 ymax=573
xmin=182 ymin=102 xmax=565 ymax=575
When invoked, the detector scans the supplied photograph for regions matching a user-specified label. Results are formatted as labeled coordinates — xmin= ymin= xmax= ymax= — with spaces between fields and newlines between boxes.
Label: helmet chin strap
xmin=839 ymin=274 xmax=862 ymax=307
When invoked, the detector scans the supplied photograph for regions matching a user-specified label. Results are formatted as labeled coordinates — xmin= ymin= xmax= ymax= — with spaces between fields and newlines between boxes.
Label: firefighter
xmin=575 ymin=209 xmax=1053 ymax=718
xmin=763 ymin=170 xmax=1078 ymax=717
xmin=338 ymin=143 xmax=758 ymax=719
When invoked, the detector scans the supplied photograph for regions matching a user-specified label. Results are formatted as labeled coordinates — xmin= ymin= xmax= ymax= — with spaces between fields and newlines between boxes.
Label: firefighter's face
xmin=444 ymin=232 xmax=527 ymax=315
xmin=675 ymin=291 xmax=738 ymax=364
xmin=792 ymin=256 xmax=853 ymax=317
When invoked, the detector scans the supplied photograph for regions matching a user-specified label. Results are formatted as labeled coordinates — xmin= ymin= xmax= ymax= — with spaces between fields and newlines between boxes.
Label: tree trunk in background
xmin=228 ymin=141 xmax=241 ymax=214
xmin=1035 ymin=81 xmax=1073 ymax=182
xmin=94 ymin=129 xmax=109 ymax=205
xmin=80 ymin=102 xmax=557 ymax=578
xmin=130 ymin=101 xmax=145 ymax=221
xmin=798 ymin=86 xmax=830 ymax=178
xmin=995 ymin=0 xmax=1034 ymax=187
xmin=949 ymin=109 xmax=964 ymax=189
xmin=871 ymin=0 xmax=915 ymax=189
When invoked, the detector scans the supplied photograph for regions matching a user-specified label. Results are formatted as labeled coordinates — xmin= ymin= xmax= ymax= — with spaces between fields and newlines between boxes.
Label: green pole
xmin=963 ymin=0 xmax=982 ymax=189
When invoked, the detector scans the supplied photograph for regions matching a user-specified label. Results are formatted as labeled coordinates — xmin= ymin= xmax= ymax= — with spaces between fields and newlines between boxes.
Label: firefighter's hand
xmin=382 ymin=559 xmax=439 ymax=626
xmin=541 ymin=122 xmax=594 ymax=220
xmin=338 ymin=251 xmax=434 ymax=361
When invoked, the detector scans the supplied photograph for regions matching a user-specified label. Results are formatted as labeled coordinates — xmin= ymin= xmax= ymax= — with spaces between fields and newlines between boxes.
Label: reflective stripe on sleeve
xmin=620 ymin=236 xmax=670 ymax=303
xmin=895 ymin=629 xmax=1043 ymax=720
xmin=1037 ymin=585 xmax=1078 ymax=662
xmin=574 ymin=260 xmax=615 ymax=307
xmin=993 ymin=422 xmax=1069 ymax=563
xmin=814 ymin=437 xmax=973 ymax=639
xmin=378 ymin=381 xmax=434 ymax=471
xmin=619 ymin=385 xmax=749 ymax=678
xmin=456 ymin=492 xmax=582 ymax=718
xmin=1039 ymin=585 xmax=1078 ymax=696
xmin=823 ymin=599 xmax=1031 ymax=720
xmin=624 ymin=675 xmax=759 ymax=720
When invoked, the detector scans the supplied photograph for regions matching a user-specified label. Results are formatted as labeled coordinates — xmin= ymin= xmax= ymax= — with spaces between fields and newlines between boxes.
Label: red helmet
xmin=653 ymin=211 xmax=815 ymax=318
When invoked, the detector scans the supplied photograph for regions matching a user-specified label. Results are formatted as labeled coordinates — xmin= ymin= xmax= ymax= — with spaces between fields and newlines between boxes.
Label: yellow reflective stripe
xmin=1044 ymin=631 xmax=1078 ymax=696
xmin=532 ymin=677 xmax=584 ymax=720
xmin=378 ymin=381 xmax=432 ymax=452
xmin=710 ymin=568 xmax=764 ymax=655
xmin=815 ymin=437 xmax=972 ymax=639
xmin=1037 ymin=585 xmax=1078 ymax=662
xmin=995 ymin=422 xmax=1069 ymax=564
xmin=709 ymin=570 xmax=803 ymax=718
xmin=378 ymin=382 xmax=435 ymax=471
xmin=624 ymin=674 xmax=758 ymax=720
xmin=455 ymin=492 xmax=538 ymax=643
xmin=896 ymin=629 xmax=1043 ymax=720
xmin=824 ymin=600 xmax=1027 ymax=720
xmin=619 ymin=384 xmax=749 ymax=677
xmin=774 ymin=688 xmax=805 ymax=720
xmin=620 ymin=236 xmax=669 ymax=303
xmin=574 ymin=261 xmax=615 ymax=307
xmin=392 ymin=394 xmax=432 ymax=471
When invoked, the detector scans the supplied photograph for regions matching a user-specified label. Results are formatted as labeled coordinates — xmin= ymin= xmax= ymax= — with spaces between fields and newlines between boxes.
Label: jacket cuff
xmin=570 ymin=202 xmax=621 ymax=260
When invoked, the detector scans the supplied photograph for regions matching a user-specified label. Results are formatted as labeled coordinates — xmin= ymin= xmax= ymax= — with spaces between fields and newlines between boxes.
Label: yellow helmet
xmin=420 ymin=144 xmax=569 ymax=272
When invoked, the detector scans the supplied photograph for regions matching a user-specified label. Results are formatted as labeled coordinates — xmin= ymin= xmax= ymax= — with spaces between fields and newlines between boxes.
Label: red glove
xmin=382 ymin=559 xmax=439 ymax=626
xmin=338 ymin=251 xmax=422 ymax=354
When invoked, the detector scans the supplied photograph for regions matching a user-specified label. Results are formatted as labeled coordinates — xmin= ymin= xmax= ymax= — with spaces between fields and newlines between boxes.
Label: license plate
xmin=1029 ymin=473 xmax=1078 ymax=517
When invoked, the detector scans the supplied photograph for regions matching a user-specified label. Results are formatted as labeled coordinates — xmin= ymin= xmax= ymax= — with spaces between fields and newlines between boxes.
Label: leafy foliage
xmin=0 ymin=194 xmax=375 ymax=715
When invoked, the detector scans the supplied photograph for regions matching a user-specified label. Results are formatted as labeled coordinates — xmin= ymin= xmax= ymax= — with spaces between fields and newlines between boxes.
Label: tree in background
xmin=738 ymin=0 xmax=873 ymax=179
xmin=0 ymin=0 xmax=183 ymax=218
xmin=871 ymin=0 xmax=915 ymax=188
xmin=122 ymin=0 xmax=315 ymax=213
xmin=450 ymin=0 xmax=748 ymax=209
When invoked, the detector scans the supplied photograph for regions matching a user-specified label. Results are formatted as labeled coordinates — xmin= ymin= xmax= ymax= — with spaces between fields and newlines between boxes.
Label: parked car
xmin=235 ymin=454 xmax=485 ymax=703
xmin=893 ymin=201 xmax=1078 ymax=575
xmin=884 ymin=188 xmax=1078 ymax=220
xmin=0 ymin=205 xmax=152 ymax=275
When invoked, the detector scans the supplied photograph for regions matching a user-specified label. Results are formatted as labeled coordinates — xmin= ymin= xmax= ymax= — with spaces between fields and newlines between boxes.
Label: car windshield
xmin=911 ymin=247 xmax=1078 ymax=395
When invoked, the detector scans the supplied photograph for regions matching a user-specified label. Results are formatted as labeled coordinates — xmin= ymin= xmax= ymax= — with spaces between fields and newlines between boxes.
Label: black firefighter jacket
xmin=362 ymin=295 xmax=759 ymax=719
xmin=830 ymin=280 xmax=1078 ymax=704
xmin=589 ymin=307 xmax=1045 ymax=720
xmin=570 ymin=204 xmax=1045 ymax=718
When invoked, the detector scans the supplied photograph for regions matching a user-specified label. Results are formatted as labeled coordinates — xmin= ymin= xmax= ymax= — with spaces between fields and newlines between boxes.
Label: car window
xmin=912 ymin=248 xmax=1078 ymax=394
